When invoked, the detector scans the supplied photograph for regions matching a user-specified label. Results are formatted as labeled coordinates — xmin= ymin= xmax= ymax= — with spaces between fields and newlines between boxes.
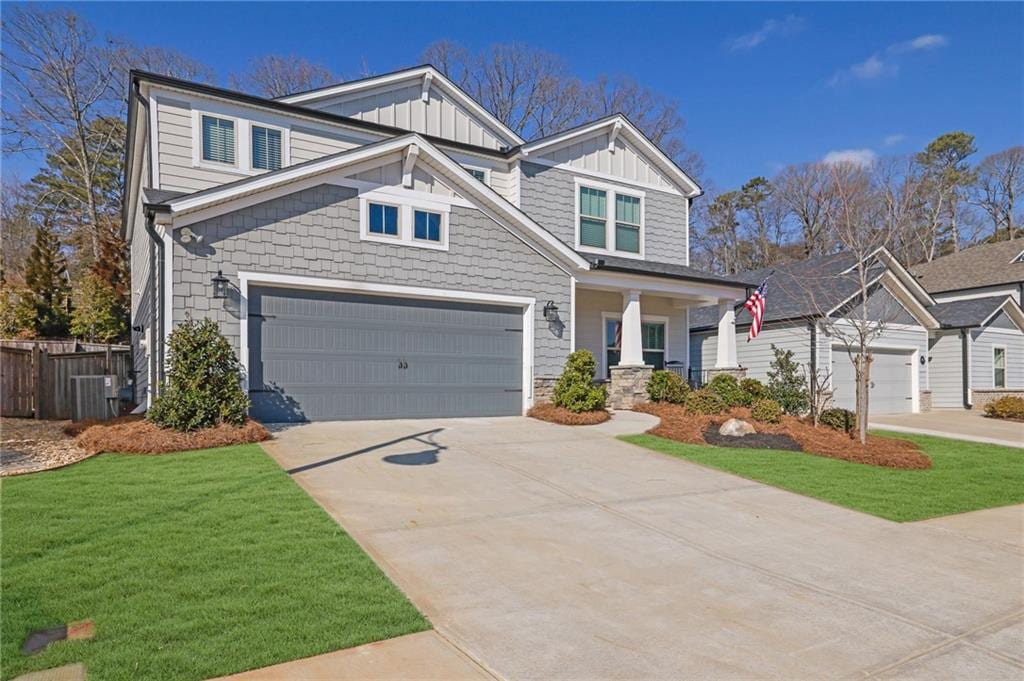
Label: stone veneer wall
xmin=608 ymin=366 xmax=653 ymax=409
xmin=971 ymin=388 xmax=1024 ymax=410
xmin=919 ymin=390 xmax=932 ymax=412
xmin=533 ymin=377 xmax=559 ymax=404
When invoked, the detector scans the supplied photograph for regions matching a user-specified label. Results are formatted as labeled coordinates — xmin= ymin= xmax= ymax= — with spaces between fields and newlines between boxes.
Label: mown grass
xmin=620 ymin=431 xmax=1024 ymax=522
xmin=1 ymin=444 xmax=429 ymax=681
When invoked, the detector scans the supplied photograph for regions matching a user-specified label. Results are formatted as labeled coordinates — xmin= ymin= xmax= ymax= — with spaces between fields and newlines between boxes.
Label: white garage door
xmin=831 ymin=347 xmax=915 ymax=414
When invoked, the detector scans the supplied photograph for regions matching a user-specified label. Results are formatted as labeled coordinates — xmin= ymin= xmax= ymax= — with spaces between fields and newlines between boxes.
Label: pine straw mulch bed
xmin=527 ymin=402 xmax=610 ymax=426
xmin=635 ymin=402 xmax=931 ymax=470
xmin=72 ymin=416 xmax=271 ymax=455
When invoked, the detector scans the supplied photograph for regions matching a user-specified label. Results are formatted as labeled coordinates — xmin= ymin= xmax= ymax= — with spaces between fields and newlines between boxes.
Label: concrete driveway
xmin=871 ymin=409 xmax=1023 ymax=448
xmin=263 ymin=413 xmax=1023 ymax=680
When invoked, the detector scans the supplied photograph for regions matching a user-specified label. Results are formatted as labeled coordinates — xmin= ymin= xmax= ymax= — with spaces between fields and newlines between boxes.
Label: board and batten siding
xmin=575 ymin=289 xmax=689 ymax=378
xmin=690 ymin=322 xmax=813 ymax=381
xmin=538 ymin=132 xmax=678 ymax=191
xmin=169 ymin=183 xmax=572 ymax=377
xmin=306 ymin=81 xmax=509 ymax=151
xmin=929 ymin=331 xmax=965 ymax=408
xmin=518 ymin=161 xmax=688 ymax=266
xmin=970 ymin=316 xmax=1024 ymax=389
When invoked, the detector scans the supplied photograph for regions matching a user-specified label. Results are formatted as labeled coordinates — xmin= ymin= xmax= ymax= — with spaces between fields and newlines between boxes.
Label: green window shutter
xmin=252 ymin=126 xmax=282 ymax=170
xmin=202 ymin=115 xmax=235 ymax=164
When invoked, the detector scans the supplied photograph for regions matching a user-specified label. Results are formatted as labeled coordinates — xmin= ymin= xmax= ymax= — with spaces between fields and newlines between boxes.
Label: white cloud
xmin=883 ymin=133 xmax=907 ymax=147
xmin=729 ymin=15 xmax=805 ymax=51
xmin=828 ymin=34 xmax=948 ymax=87
xmin=823 ymin=149 xmax=877 ymax=167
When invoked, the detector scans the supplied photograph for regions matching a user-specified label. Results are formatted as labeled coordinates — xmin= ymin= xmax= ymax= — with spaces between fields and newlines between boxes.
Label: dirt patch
xmin=527 ymin=403 xmax=610 ymax=426
xmin=702 ymin=426 xmax=802 ymax=451
xmin=636 ymin=402 xmax=931 ymax=470
xmin=74 ymin=418 xmax=271 ymax=455
xmin=1 ymin=418 xmax=95 ymax=476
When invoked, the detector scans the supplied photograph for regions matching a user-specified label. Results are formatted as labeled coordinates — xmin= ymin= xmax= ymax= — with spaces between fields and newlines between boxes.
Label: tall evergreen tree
xmin=19 ymin=224 xmax=71 ymax=337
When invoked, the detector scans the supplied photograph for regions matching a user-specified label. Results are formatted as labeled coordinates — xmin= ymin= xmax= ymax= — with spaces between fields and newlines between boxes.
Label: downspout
xmin=809 ymin=321 xmax=818 ymax=412
xmin=960 ymin=328 xmax=971 ymax=409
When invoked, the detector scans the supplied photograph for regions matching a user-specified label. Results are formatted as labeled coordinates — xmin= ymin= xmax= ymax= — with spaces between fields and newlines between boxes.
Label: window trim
xmin=574 ymin=178 xmax=645 ymax=260
xmin=600 ymin=312 xmax=669 ymax=378
xmin=462 ymin=164 xmax=491 ymax=186
xmin=993 ymin=345 xmax=1007 ymax=389
xmin=412 ymin=208 xmax=444 ymax=244
xmin=358 ymin=192 xmax=450 ymax=251
xmin=197 ymin=113 xmax=238 ymax=168
xmin=192 ymin=108 xmax=291 ymax=175
xmin=250 ymin=122 xmax=287 ymax=172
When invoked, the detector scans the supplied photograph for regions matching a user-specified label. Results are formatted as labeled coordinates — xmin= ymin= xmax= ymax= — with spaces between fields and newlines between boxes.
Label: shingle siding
xmin=170 ymin=184 xmax=572 ymax=377
xmin=518 ymin=161 xmax=688 ymax=266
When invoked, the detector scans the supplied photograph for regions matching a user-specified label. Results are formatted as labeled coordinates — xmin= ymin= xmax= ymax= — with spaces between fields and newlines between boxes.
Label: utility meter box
xmin=70 ymin=375 xmax=120 ymax=422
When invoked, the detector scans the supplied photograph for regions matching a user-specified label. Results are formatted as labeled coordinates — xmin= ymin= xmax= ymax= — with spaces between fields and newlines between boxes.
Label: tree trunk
xmin=855 ymin=353 xmax=872 ymax=445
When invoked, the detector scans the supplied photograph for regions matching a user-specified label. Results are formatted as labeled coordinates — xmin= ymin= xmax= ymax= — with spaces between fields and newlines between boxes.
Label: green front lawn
xmin=620 ymin=431 xmax=1024 ymax=522
xmin=1 ymin=445 xmax=429 ymax=681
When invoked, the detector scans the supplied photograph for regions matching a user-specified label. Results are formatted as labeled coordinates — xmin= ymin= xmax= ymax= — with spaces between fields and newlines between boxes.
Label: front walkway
xmin=871 ymin=409 xmax=1023 ymax=447
xmin=263 ymin=413 xmax=1023 ymax=680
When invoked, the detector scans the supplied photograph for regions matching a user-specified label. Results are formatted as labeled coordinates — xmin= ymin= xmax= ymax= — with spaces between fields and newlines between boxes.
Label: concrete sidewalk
xmin=871 ymin=409 xmax=1023 ymax=447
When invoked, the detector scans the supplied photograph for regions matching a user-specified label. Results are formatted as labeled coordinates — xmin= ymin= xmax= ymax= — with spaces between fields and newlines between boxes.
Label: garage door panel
xmin=248 ymin=287 xmax=524 ymax=422
xmin=831 ymin=347 xmax=914 ymax=414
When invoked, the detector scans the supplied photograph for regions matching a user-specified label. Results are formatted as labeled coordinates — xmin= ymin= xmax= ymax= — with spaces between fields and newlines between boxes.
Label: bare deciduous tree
xmin=129 ymin=46 xmax=215 ymax=83
xmin=773 ymin=162 xmax=836 ymax=257
xmin=230 ymin=54 xmax=337 ymax=98
xmin=972 ymin=146 xmax=1024 ymax=242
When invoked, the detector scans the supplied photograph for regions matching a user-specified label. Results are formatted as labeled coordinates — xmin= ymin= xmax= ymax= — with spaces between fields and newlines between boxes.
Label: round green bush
xmin=646 ymin=370 xmax=690 ymax=404
xmin=819 ymin=407 xmax=857 ymax=432
xmin=685 ymin=388 xmax=725 ymax=415
xmin=739 ymin=378 xmax=766 ymax=406
xmin=552 ymin=349 xmax=607 ymax=413
xmin=983 ymin=396 xmax=1024 ymax=420
xmin=750 ymin=398 xmax=783 ymax=424
xmin=707 ymin=373 xmax=745 ymax=407
xmin=148 ymin=317 xmax=250 ymax=432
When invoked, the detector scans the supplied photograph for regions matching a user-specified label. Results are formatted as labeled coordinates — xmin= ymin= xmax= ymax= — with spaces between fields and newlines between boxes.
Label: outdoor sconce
xmin=211 ymin=270 xmax=230 ymax=300
xmin=543 ymin=300 xmax=559 ymax=322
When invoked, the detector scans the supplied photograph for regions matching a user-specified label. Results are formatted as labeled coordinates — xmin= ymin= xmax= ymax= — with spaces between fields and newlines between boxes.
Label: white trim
xmin=826 ymin=272 xmax=940 ymax=329
xmin=522 ymin=155 xmax=684 ymax=197
xmin=575 ymin=269 xmax=746 ymax=302
xmin=461 ymin=163 xmax=491 ymax=186
xmin=277 ymin=66 xmax=525 ymax=146
xmin=574 ymin=177 xmax=646 ymax=260
xmin=236 ymin=271 xmax=536 ymax=413
xmin=193 ymin=109 xmax=242 ymax=172
xmin=147 ymin=92 xmax=161 ymax=188
xmin=979 ymin=297 xmax=1024 ymax=331
xmin=517 ymin=115 xmax=701 ymax=197
xmin=358 ymin=196 xmax=450 ymax=252
xmin=250 ymin=121 xmax=290 ymax=171
xmin=569 ymin=276 xmax=577 ymax=353
xmin=992 ymin=344 xmax=1008 ymax=389
xmin=600 ymin=311 xmax=669 ymax=379
xmin=191 ymin=105 xmax=292 ymax=176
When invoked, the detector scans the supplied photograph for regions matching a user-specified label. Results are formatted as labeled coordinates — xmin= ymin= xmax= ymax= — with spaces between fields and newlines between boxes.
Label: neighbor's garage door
xmin=831 ymin=346 xmax=914 ymax=414
xmin=247 ymin=287 xmax=524 ymax=422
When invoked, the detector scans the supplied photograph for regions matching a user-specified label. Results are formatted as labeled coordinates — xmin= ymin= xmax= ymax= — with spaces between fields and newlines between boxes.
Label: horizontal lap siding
xmin=971 ymin=324 xmax=1024 ymax=389
xmin=929 ymin=331 xmax=964 ymax=408
xmin=690 ymin=323 xmax=813 ymax=381
xmin=171 ymin=184 xmax=571 ymax=376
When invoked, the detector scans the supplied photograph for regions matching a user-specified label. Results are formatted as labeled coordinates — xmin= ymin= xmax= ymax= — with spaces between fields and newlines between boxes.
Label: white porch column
xmin=620 ymin=289 xmax=645 ymax=366
xmin=715 ymin=299 xmax=738 ymax=368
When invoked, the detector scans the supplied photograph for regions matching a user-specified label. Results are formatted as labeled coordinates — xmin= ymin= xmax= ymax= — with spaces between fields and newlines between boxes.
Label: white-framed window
xmin=602 ymin=313 xmax=667 ymax=377
xmin=994 ymin=346 xmax=1006 ymax=388
xmin=575 ymin=179 xmax=644 ymax=258
xmin=201 ymin=114 xmax=236 ymax=165
xmin=251 ymin=125 xmax=283 ymax=171
xmin=463 ymin=165 xmax=490 ymax=185
xmin=359 ymin=193 xmax=450 ymax=251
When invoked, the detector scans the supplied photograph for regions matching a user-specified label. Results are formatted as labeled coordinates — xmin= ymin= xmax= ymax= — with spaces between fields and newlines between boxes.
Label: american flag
xmin=744 ymin=276 xmax=770 ymax=342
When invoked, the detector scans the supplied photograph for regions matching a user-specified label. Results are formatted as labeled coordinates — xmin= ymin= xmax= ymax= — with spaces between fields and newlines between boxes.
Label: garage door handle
xmin=398 ymin=359 xmax=408 ymax=369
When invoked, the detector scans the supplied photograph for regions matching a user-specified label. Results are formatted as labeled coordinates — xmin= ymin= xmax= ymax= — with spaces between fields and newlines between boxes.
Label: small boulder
xmin=718 ymin=418 xmax=756 ymax=437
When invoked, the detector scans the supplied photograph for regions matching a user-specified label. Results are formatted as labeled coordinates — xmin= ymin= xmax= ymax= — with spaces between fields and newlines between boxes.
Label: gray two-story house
xmin=123 ymin=65 xmax=751 ymax=422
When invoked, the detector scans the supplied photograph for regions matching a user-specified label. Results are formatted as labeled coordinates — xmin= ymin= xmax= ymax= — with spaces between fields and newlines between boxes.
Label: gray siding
xmin=519 ymin=161 xmax=688 ymax=266
xmin=971 ymin=323 xmax=1024 ymax=389
xmin=690 ymin=322 xmax=813 ymax=381
xmin=170 ymin=184 xmax=572 ymax=377
xmin=129 ymin=199 xmax=153 ymax=402
xmin=929 ymin=331 xmax=964 ymax=408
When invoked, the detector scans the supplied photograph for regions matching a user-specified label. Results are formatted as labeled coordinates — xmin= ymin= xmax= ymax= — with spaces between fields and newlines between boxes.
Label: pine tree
xmin=19 ymin=224 xmax=71 ymax=337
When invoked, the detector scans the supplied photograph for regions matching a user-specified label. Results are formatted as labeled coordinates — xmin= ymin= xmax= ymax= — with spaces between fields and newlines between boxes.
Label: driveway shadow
xmin=286 ymin=428 xmax=447 ymax=474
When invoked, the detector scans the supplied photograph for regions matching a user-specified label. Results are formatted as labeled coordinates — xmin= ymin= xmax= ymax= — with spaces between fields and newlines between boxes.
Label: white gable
xmin=539 ymin=132 xmax=677 ymax=192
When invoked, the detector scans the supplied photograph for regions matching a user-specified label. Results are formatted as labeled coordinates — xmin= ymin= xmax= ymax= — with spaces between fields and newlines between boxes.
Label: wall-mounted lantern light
xmin=211 ymin=270 xmax=230 ymax=299
xmin=543 ymin=300 xmax=559 ymax=322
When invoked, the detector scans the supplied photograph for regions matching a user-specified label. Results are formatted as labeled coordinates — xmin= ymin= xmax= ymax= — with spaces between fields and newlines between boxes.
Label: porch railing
xmin=662 ymin=364 xmax=709 ymax=389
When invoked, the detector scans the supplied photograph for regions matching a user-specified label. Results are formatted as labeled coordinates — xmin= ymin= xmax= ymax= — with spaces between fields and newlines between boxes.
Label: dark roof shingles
xmin=911 ymin=240 xmax=1024 ymax=293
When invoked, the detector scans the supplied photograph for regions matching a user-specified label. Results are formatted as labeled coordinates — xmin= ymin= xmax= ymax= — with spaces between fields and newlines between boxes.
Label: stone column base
xmin=707 ymin=367 xmax=748 ymax=381
xmin=533 ymin=376 xmax=558 ymax=404
xmin=608 ymin=365 xmax=653 ymax=409
xmin=919 ymin=390 xmax=932 ymax=412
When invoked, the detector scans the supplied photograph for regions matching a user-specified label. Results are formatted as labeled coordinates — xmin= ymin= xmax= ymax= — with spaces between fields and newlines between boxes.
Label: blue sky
xmin=6 ymin=2 xmax=1023 ymax=190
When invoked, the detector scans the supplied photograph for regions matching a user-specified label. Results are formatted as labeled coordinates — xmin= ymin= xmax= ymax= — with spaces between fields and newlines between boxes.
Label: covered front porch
xmin=570 ymin=262 xmax=750 ymax=407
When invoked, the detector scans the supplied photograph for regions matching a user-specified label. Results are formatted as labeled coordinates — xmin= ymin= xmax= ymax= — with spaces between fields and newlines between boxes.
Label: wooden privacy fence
xmin=1 ymin=345 xmax=133 ymax=419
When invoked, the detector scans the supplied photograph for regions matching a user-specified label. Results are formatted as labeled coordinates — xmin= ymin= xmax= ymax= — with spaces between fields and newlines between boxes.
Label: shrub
xmin=646 ymin=370 xmax=690 ymax=404
xmin=766 ymin=344 xmax=810 ymax=415
xmin=739 ymin=378 xmax=766 ymax=406
xmin=819 ymin=407 xmax=857 ymax=432
xmin=685 ymin=388 xmax=725 ymax=415
xmin=750 ymin=398 xmax=783 ymax=424
xmin=148 ymin=317 xmax=250 ymax=432
xmin=552 ymin=349 xmax=607 ymax=413
xmin=707 ymin=373 xmax=745 ymax=407
xmin=984 ymin=396 xmax=1024 ymax=420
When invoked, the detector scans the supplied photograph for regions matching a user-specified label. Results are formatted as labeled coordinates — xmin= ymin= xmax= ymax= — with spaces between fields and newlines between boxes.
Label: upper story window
xmin=414 ymin=210 xmax=442 ymax=242
xmin=360 ymin=196 xmax=449 ymax=251
xmin=463 ymin=166 xmax=490 ymax=185
xmin=201 ymin=115 xmax=235 ymax=165
xmin=368 ymin=203 xmax=399 ymax=236
xmin=251 ymin=125 xmax=283 ymax=171
xmin=576 ymin=181 xmax=644 ymax=258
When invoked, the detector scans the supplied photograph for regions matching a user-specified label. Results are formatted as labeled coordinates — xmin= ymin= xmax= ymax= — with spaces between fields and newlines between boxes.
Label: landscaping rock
xmin=718 ymin=418 xmax=756 ymax=437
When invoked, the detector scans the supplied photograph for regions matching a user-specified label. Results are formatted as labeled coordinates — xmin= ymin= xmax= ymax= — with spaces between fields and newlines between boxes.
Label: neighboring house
xmin=123 ymin=65 xmax=751 ymax=422
xmin=912 ymin=241 xmax=1024 ymax=409
xmin=690 ymin=246 xmax=1024 ymax=414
